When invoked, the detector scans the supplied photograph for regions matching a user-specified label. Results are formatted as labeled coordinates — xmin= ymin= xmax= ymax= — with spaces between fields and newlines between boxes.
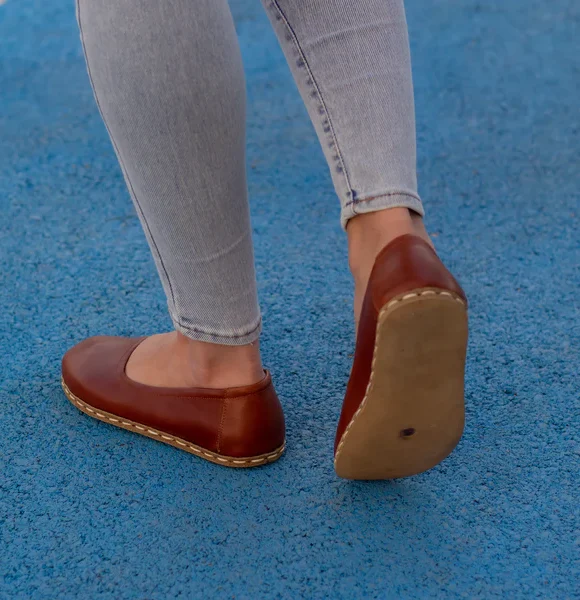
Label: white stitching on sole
xmin=334 ymin=289 xmax=467 ymax=467
xmin=61 ymin=379 xmax=285 ymax=467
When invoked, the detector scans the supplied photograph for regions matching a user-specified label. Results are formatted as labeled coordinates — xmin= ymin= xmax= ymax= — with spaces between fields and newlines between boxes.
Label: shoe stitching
xmin=61 ymin=379 xmax=285 ymax=467
xmin=216 ymin=396 xmax=228 ymax=455
xmin=334 ymin=289 xmax=466 ymax=466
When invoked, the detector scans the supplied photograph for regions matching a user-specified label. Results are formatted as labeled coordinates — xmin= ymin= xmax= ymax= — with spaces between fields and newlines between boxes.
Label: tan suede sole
xmin=335 ymin=288 xmax=468 ymax=480
xmin=62 ymin=378 xmax=285 ymax=468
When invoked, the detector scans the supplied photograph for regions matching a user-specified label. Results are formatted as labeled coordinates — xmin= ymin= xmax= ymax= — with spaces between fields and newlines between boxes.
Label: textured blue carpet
xmin=1 ymin=0 xmax=578 ymax=597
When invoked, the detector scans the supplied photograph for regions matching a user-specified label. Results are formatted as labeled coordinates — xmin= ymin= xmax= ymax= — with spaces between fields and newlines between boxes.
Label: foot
xmin=346 ymin=207 xmax=434 ymax=330
xmin=334 ymin=234 xmax=468 ymax=479
xmin=125 ymin=331 xmax=264 ymax=389
xmin=61 ymin=335 xmax=285 ymax=466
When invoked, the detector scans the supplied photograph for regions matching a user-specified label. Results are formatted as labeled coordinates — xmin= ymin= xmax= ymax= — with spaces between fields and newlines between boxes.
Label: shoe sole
xmin=334 ymin=288 xmax=468 ymax=480
xmin=62 ymin=377 xmax=285 ymax=468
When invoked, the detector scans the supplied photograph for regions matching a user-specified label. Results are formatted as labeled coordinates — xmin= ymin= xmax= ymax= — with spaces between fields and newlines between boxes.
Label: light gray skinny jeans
xmin=76 ymin=0 xmax=424 ymax=345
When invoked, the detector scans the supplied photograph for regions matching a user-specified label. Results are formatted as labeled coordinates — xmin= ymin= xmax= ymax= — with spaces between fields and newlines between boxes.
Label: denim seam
xmin=76 ymin=0 xmax=178 ymax=315
xmin=268 ymin=0 xmax=355 ymax=202
xmin=344 ymin=190 xmax=421 ymax=208
xmin=172 ymin=313 xmax=262 ymax=340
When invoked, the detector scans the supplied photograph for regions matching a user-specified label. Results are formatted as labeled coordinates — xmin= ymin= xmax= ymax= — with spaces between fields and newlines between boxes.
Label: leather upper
xmin=62 ymin=336 xmax=285 ymax=458
xmin=334 ymin=234 xmax=467 ymax=453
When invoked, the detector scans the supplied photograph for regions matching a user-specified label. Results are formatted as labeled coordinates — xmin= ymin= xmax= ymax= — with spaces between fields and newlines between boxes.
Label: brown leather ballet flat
xmin=61 ymin=336 xmax=285 ymax=467
xmin=334 ymin=234 xmax=468 ymax=480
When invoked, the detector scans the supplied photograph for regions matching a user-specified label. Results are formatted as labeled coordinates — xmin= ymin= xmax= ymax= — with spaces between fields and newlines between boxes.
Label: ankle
xmin=346 ymin=208 xmax=434 ymax=330
xmin=347 ymin=208 xmax=432 ymax=281
xmin=179 ymin=333 xmax=264 ymax=388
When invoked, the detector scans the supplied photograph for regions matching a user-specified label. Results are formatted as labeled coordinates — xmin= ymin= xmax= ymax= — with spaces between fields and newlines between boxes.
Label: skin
xmin=125 ymin=207 xmax=433 ymax=388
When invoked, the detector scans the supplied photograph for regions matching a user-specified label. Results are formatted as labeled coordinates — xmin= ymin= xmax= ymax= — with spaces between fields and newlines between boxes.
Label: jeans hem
xmin=341 ymin=191 xmax=424 ymax=230
xmin=171 ymin=313 xmax=262 ymax=346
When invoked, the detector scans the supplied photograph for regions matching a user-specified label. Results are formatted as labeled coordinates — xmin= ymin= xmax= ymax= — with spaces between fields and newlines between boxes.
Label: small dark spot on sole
xmin=400 ymin=428 xmax=416 ymax=438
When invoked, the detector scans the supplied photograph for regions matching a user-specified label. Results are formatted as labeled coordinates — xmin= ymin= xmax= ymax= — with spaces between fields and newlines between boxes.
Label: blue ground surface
xmin=1 ymin=0 xmax=578 ymax=597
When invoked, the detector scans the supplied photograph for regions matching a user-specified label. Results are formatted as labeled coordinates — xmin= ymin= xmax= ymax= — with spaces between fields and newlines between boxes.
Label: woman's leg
xmin=76 ymin=0 xmax=263 ymax=387
xmin=262 ymin=0 xmax=431 ymax=323
xmin=262 ymin=1 xmax=468 ymax=479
